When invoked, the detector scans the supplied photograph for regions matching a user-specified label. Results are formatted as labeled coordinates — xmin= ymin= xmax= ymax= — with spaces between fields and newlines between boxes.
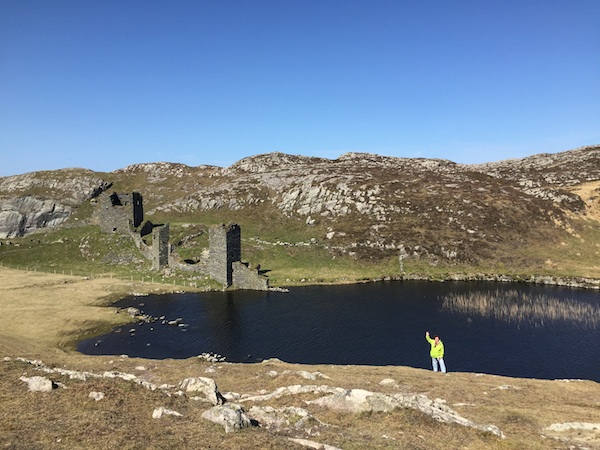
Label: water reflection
xmin=441 ymin=289 xmax=600 ymax=329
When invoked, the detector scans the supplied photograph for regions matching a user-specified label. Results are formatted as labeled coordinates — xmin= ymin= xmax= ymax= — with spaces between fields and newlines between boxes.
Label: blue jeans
xmin=432 ymin=357 xmax=447 ymax=373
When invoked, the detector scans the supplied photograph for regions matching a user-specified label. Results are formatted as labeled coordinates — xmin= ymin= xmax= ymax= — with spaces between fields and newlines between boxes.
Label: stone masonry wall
xmin=208 ymin=223 xmax=269 ymax=290
xmin=208 ymin=223 xmax=240 ymax=287
xmin=97 ymin=192 xmax=143 ymax=233
xmin=152 ymin=224 xmax=170 ymax=270
xmin=232 ymin=262 xmax=269 ymax=290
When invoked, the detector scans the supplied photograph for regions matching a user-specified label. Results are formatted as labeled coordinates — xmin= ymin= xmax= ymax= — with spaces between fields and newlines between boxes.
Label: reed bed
xmin=441 ymin=289 xmax=600 ymax=329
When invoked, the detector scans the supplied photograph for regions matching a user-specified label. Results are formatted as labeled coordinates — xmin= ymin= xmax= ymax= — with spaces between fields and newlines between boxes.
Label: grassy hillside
xmin=1 ymin=208 xmax=599 ymax=287
xmin=1 ymin=148 xmax=599 ymax=286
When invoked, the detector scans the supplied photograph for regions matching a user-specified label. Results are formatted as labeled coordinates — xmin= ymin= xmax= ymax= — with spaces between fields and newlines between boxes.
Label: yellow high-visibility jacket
xmin=426 ymin=335 xmax=444 ymax=358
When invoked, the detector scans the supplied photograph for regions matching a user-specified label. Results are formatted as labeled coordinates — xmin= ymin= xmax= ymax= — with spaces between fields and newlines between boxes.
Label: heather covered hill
xmin=0 ymin=146 xmax=599 ymax=282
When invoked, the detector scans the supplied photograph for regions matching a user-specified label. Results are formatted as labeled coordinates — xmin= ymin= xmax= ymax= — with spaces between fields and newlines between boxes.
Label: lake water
xmin=77 ymin=281 xmax=600 ymax=382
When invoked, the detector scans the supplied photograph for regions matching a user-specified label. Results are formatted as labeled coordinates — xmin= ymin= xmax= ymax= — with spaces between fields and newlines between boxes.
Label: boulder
xmin=19 ymin=376 xmax=56 ymax=392
xmin=178 ymin=377 xmax=224 ymax=405
xmin=201 ymin=403 xmax=252 ymax=433
xmin=152 ymin=407 xmax=183 ymax=419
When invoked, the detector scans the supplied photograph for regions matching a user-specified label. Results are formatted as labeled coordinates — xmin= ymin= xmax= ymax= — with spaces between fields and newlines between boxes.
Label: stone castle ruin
xmin=98 ymin=193 xmax=143 ymax=233
xmin=96 ymin=191 xmax=268 ymax=290
xmin=208 ymin=223 xmax=269 ymax=291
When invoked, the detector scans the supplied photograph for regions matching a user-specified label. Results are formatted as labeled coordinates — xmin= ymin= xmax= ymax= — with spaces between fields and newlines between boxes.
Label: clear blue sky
xmin=1 ymin=0 xmax=599 ymax=176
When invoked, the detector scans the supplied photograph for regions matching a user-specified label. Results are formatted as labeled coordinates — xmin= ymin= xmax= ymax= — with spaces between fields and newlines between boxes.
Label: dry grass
xmin=1 ymin=267 xmax=600 ymax=449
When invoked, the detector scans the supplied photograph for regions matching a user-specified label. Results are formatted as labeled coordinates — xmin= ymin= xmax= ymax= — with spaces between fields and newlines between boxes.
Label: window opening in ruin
xmin=109 ymin=193 xmax=123 ymax=206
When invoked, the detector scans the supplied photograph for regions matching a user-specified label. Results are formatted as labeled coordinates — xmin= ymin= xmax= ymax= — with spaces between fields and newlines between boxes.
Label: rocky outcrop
xmin=469 ymin=145 xmax=600 ymax=212
xmin=470 ymin=145 xmax=600 ymax=187
xmin=307 ymin=388 xmax=504 ymax=438
xmin=0 ymin=169 xmax=111 ymax=204
xmin=152 ymin=407 xmax=183 ymax=419
xmin=0 ymin=196 xmax=72 ymax=238
xmin=0 ymin=169 xmax=110 ymax=237
xmin=11 ymin=356 xmax=505 ymax=440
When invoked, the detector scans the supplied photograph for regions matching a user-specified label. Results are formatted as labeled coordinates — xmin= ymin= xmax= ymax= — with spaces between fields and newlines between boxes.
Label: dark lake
xmin=78 ymin=281 xmax=600 ymax=382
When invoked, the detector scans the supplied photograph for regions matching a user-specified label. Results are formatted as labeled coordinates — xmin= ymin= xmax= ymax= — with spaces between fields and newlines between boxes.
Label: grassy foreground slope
xmin=1 ymin=267 xmax=600 ymax=450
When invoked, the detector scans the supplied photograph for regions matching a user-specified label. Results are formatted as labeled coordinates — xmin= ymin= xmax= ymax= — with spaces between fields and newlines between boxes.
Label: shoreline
xmin=1 ymin=265 xmax=598 ymax=357
xmin=379 ymin=272 xmax=600 ymax=290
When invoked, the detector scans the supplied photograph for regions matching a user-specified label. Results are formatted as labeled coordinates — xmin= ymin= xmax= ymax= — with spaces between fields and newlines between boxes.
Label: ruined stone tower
xmin=98 ymin=192 xmax=143 ymax=233
xmin=207 ymin=223 xmax=269 ymax=290
xmin=152 ymin=224 xmax=170 ymax=270
xmin=208 ymin=223 xmax=241 ymax=287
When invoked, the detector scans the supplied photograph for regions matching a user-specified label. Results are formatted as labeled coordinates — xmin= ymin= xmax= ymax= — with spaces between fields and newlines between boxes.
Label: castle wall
xmin=208 ymin=223 xmax=268 ymax=290
xmin=97 ymin=192 xmax=143 ymax=233
xmin=152 ymin=224 xmax=170 ymax=270
xmin=208 ymin=223 xmax=241 ymax=287
xmin=232 ymin=262 xmax=269 ymax=291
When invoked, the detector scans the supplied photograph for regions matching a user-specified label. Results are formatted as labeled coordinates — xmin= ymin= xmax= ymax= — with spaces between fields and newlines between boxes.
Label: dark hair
xmin=433 ymin=335 xmax=440 ymax=339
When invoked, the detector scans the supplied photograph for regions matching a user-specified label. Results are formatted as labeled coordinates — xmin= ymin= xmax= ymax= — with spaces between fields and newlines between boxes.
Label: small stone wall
xmin=232 ymin=262 xmax=269 ymax=290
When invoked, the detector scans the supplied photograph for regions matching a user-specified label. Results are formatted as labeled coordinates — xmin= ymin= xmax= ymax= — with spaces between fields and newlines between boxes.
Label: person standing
xmin=425 ymin=331 xmax=446 ymax=373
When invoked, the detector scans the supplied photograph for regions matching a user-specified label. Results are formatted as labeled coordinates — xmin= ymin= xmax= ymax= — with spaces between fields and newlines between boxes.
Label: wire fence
xmin=0 ymin=261 xmax=207 ymax=289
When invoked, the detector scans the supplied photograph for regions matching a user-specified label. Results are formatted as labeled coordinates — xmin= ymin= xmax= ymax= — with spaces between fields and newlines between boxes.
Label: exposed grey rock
xmin=492 ymin=385 xmax=521 ymax=391
xmin=19 ymin=376 xmax=56 ymax=392
xmin=288 ymin=437 xmax=342 ymax=450
xmin=470 ymin=145 xmax=600 ymax=188
xmin=102 ymin=371 xmax=137 ymax=381
xmin=152 ymin=407 xmax=183 ymax=419
xmin=308 ymin=388 xmax=505 ymax=438
xmin=247 ymin=405 xmax=325 ymax=432
xmin=297 ymin=370 xmax=331 ymax=380
xmin=201 ymin=403 xmax=252 ymax=433
xmin=545 ymin=422 xmax=600 ymax=432
xmin=178 ymin=377 xmax=224 ymax=405
xmin=0 ymin=197 xmax=72 ymax=238
xmin=89 ymin=391 xmax=105 ymax=401
xmin=0 ymin=170 xmax=111 ymax=237
xmin=239 ymin=385 xmax=345 ymax=403
xmin=14 ymin=357 xmax=176 ymax=391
